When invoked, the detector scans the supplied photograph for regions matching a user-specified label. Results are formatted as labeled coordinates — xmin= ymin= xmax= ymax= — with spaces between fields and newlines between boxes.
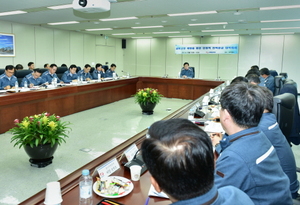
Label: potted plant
xmin=9 ymin=112 xmax=71 ymax=168
xmin=133 ymin=88 xmax=163 ymax=115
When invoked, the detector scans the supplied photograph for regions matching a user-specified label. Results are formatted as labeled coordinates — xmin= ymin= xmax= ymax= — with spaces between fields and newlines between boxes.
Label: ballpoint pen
xmin=144 ymin=197 xmax=150 ymax=205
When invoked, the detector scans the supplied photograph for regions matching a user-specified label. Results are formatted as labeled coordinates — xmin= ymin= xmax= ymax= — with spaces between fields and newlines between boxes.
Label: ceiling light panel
xmin=189 ymin=22 xmax=228 ymax=26
xmin=260 ymin=5 xmax=300 ymax=10
xmin=85 ymin=28 xmax=113 ymax=31
xmin=0 ymin=10 xmax=27 ymax=16
xmin=47 ymin=4 xmax=73 ymax=10
xmin=48 ymin=21 xmax=79 ymax=25
xmin=168 ymin=11 xmax=217 ymax=16
xmin=202 ymin=29 xmax=234 ymax=32
xmin=100 ymin=17 xmax=138 ymax=21
xmin=132 ymin=26 xmax=163 ymax=29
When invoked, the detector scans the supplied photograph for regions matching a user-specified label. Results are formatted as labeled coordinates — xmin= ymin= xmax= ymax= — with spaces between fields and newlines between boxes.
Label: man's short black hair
xmin=220 ymin=82 xmax=264 ymax=128
xmin=44 ymin=63 xmax=49 ymax=68
xmin=69 ymin=64 xmax=77 ymax=70
xmin=61 ymin=64 xmax=67 ymax=67
xmin=259 ymin=86 xmax=273 ymax=112
xmin=260 ymin=67 xmax=270 ymax=76
xmin=246 ymin=69 xmax=260 ymax=77
xmin=28 ymin=62 xmax=34 ymax=67
xmin=33 ymin=68 xmax=42 ymax=74
xmin=230 ymin=76 xmax=248 ymax=84
xmin=251 ymin=65 xmax=259 ymax=71
xmin=246 ymin=74 xmax=260 ymax=84
xmin=50 ymin=64 xmax=57 ymax=68
xmin=5 ymin=65 xmax=14 ymax=70
xmin=95 ymin=63 xmax=102 ymax=68
xmin=15 ymin=64 xmax=23 ymax=70
xmin=142 ymin=118 xmax=214 ymax=201
xmin=110 ymin=63 xmax=116 ymax=68
xmin=84 ymin=64 xmax=91 ymax=68
xmin=183 ymin=62 xmax=189 ymax=66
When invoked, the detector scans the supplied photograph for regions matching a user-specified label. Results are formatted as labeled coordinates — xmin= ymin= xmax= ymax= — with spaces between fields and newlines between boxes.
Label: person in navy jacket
xmin=259 ymin=67 xmax=275 ymax=94
xmin=211 ymin=82 xmax=292 ymax=204
xmin=78 ymin=64 xmax=92 ymax=81
xmin=105 ymin=63 xmax=117 ymax=78
xmin=180 ymin=62 xmax=194 ymax=78
xmin=142 ymin=118 xmax=254 ymax=205
xmin=21 ymin=69 xmax=46 ymax=87
xmin=42 ymin=64 xmax=63 ymax=84
xmin=61 ymin=64 xmax=78 ymax=83
xmin=92 ymin=63 xmax=105 ymax=80
xmin=0 ymin=65 xmax=17 ymax=90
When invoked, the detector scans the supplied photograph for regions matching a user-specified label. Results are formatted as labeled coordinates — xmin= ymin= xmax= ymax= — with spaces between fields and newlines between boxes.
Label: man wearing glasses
xmin=0 ymin=65 xmax=17 ymax=90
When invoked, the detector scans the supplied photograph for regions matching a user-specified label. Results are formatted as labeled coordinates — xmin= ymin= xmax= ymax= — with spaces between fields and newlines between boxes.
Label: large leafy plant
xmin=10 ymin=112 xmax=71 ymax=148
xmin=133 ymin=88 xmax=163 ymax=105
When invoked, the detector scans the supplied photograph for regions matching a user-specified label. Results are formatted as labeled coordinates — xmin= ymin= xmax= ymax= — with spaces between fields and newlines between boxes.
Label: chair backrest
xmin=90 ymin=67 xmax=95 ymax=73
xmin=56 ymin=67 xmax=68 ymax=79
xmin=279 ymin=72 xmax=288 ymax=79
xmin=279 ymin=83 xmax=300 ymax=145
xmin=190 ymin=67 xmax=195 ymax=78
xmin=274 ymin=75 xmax=283 ymax=96
xmin=272 ymin=93 xmax=295 ymax=144
xmin=102 ymin=65 xmax=109 ymax=72
xmin=15 ymin=69 xmax=32 ymax=85
xmin=0 ymin=69 xmax=5 ymax=75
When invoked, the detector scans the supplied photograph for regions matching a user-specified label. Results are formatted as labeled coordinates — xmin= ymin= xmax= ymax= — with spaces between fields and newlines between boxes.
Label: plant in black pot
xmin=133 ymin=88 xmax=163 ymax=115
xmin=9 ymin=112 xmax=71 ymax=168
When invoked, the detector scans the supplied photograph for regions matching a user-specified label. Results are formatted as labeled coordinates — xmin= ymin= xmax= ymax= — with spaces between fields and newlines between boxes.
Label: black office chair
xmin=279 ymin=83 xmax=300 ymax=145
xmin=0 ymin=69 xmax=5 ymax=75
xmin=279 ymin=72 xmax=288 ymax=80
xmin=102 ymin=65 xmax=109 ymax=72
xmin=56 ymin=67 xmax=68 ymax=80
xmin=15 ymin=69 xmax=32 ymax=85
xmin=269 ymin=70 xmax=278 ymax=77
xmin=90 ymin=67 xmax=95 ymax=73
xmin=274 ymin=75 xmax=283 ymax=96
xmin=272 ymin=93 xmax=296 ymax=145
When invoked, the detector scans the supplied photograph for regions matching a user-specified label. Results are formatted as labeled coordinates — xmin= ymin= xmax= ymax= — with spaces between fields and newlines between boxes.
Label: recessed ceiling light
xmin=94 ymin=22 xmax=100 ymax=24
xmin=202 ymin=29 xmax=234 ymax=32
xmin=189 ymin=22 xmax=227 ymax=26
xmin=191 ymin=19 xmax=198 ymax=22
xmin=153 ymin=31 xmax=180 ymax=34
xmin=132 ymin=37 xmax=153 ymax=39
xmin=135 ymin=22 xmax=141 ymax=25
xmin=261 ymin=27 xmax=300 ymax=30
xmin=0 ymin=10 xmax=27 ymax=16
xmin=168 ymin=35 xmax=192 ymax=38
xmin=260 ymin=5 xmax=300 ymax=10
xmin=261 ymin=19 xmax=300 ymax=23
xmin=132 ymin=26 xmax=163 ymax=29
xmin=211 ymin=34 xmax=239 ymax=36
xmin=161 ymin=21 xmax=167 ymax=23
xmin=47 ymin=4 xmax=73 ymax=10
xmin=100 ymin=17 xmax=138 ymax=21
xmin=85 ymin=28 xmax=113 ymax=31
xmin=112 ymin=33 xmax=135 ymax=35
xmin=168 ymin=11 xmax=217 ymax=16
xmin=234 ymin=10 xmax=241 ymax=15
xmin=48 ymin=21 xmax=79 ymax=25
xmin=262 ymin=32 xmax=295 ymax=35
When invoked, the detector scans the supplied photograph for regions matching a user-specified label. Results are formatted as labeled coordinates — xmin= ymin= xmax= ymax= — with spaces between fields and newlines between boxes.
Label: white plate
xmin=93 ymin=176 xmax=134 ymax=198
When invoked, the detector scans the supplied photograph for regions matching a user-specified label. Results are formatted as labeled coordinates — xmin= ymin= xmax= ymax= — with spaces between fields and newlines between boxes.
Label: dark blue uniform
xmin=78 ymin=70 xmax=92 ymax=81
xmin=92 ymin=70 xmax=105 ymax=79
xmin=105 ymin=69 xmax=117 ymax=78
xmin=180 ymin=68 xmax=194 ymax=78
xmin=61 ymin=70 xmax=78 ymax=83
xmin=21 ymin=74 xmax=46 ymax=87
xmin=0 ymin=73 xmax=17 ymax=89
xmin=41 ymin=70 xmax=61 ymax=84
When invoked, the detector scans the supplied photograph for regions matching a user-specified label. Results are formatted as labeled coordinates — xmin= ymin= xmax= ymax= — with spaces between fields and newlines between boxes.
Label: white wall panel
xmin=54 ymin=30 xmax=70 ymax=66
xmin=70 ymin=32 xmax=84 ymax=67
xmin=83 ymin=34 xmax=96 ymax=66
xmin=136 ymin=39 xmax=151 ymax=76
xmin=166 ymin=38 xmax=183 ymax=77
xmin=35 ymin=27 xmax=54 ymax=68
xmin=123 ymin=39 xmax=137 ymax=76
xmin=260 ymin=35 xmax=284 ymax=72
xmin=150 ymin=38 xmax=166 ymax=77
xmin=238 ymin=35 xmax=261 ymax=76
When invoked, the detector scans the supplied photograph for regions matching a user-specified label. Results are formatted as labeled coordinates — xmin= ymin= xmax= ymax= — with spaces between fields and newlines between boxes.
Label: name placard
xmin=96 ymin=158 xmax=120 ymax=178
xmin=123 ymin=144 xmax=139 ymax=161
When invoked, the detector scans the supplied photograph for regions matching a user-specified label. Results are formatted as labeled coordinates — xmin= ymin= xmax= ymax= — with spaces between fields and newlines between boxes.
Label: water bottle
xmin=53 ymin=77 xmax=57 ymax=87
xmin=15 ymin=81 xmax=19 ymax=92
xmin=24 ymin=80 xmax=28 ymax=88
xmin=97 ymin=73 xmax=101 ymax=82
xmin=188 ymin=109 xmax=194 ymax=120
xmin=79 ymin=169 xmax=93 ymax=205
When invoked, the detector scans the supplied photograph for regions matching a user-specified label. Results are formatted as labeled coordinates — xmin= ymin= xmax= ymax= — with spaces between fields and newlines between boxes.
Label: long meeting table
xmin=3 ymin=77 xmax=223 ymax=204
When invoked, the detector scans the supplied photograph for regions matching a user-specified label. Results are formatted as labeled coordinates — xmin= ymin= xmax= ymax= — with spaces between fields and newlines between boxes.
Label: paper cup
xmin=44 ymin=182 xmax=63 ymax=205
xmin=130 ymin=165 xmax=142 ymax=181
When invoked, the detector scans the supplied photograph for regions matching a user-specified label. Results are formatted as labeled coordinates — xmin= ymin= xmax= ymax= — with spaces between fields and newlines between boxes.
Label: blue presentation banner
xmin=175 ymin=44 xmax=238 ymax=54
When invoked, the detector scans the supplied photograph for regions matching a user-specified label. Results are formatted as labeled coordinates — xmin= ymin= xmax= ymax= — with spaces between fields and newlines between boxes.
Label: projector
xmin=73 ymin=0 xmax=111 ymax=13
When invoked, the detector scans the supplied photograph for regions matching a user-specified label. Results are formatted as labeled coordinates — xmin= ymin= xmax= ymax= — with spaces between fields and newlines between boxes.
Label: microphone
xmin=122 ymin=70 xmax=130 ymax=77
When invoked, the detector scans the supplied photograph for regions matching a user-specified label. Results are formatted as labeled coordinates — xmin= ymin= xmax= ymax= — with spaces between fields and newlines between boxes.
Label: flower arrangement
xmin=10 ymin=112 xmax=71 ymax=148
xmin=133 ymin=88 xmax=163 ymax=105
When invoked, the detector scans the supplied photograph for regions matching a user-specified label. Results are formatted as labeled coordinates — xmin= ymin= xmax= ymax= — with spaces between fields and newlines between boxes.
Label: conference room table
xmin=10 ymin=77 xmax=224 ymax=205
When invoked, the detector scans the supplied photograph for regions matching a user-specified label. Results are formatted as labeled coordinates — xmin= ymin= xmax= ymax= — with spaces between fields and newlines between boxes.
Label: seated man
xmin=92 ymin=63 xmax=105 ymax=80
xmin=42 ymin=64 xmax=63 ymax=84
xmin=44 ymin=63 xmax=50 ymax=69
xmin=142 ymin=118 xmax=254 ymax=205
xmin=21 ymin=69 xmax=46 ymax=87
xmin=211 ymin=82 xmax=292 ymax=204
xmin=61 ymin=64 xmax=78 ymax=83
xmin=260 ymin=67 xmax=275 ymax=94
xmin=230 ymin=76 xmax=248 ymax=84
xmin=105 ymin=63 xmax=117 ymax=78
xmin=180 ymin=62 xmax=194 ymax=78
xmin=78 ymin=64 xmax=92 ymax=81
xmin=258 ymin=86 xmax=299 ymax=199
xmin=245 ymin=74 xmax=260 ymax=85
xmin=0 ymin=65 xmax=17 ymax=90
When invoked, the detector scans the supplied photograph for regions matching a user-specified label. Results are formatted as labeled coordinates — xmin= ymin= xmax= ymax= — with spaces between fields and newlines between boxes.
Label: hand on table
xmin=210 ymin=132 xmax=223 ymax=147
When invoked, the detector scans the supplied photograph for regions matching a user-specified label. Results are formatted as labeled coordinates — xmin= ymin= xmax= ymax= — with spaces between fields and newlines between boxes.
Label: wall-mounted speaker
xmin=122 ymin=39 xmax=126 ymax=49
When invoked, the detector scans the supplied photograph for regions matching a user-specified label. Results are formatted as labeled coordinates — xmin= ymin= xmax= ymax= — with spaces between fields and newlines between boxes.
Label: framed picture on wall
xmin=0 ymin=33 xmax=15 ymax=57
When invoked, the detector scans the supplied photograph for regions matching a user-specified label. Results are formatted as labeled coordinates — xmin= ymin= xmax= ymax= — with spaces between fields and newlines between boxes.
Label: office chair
xmin=15 ymin=69 xmax=32 ymax=85
xmin=272 ymin=93 xmax=295 ymax=145
xmin=274 ymin=76 xmax=283 ymax=96
xmin=269 ymin=70 xmax=278 ymax=77
xmin=0 ymin=69 xmax=5 ymax=75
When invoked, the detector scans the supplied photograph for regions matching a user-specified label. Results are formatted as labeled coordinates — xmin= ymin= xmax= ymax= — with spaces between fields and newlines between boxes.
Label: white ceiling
xmin=1 ymin=0 xmax=300 ymax=38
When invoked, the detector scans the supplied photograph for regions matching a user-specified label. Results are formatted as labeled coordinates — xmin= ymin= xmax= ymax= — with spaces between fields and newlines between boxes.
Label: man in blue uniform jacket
xmin=41 ymin=64 xmax=63 ymax=84
xmin=78 ymin=64 xmax=92 ymax=81
xmin=21 ymin=69 xmax=46 ymax=87
xmin=0 ymin=65 xmax=17 ymax=90
xmin=180 ymin=62 xmax=194 ymax=78
xmin=142 ymin=118 xmax=254 ymax=205
xmin=105 ymin=63 xmax=117 ymax=78
xmin=92 ymin=63 xmax=105 ymax=80
xmin=61 ymin=64 xmax=78 ymax=83
xmin=211 ymin=82 xmax=292 ymax=204
xmin=258 ymin=86 xmax=299 ymax=199
xmin=259 ymin=67 xmax=275 ymax=94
